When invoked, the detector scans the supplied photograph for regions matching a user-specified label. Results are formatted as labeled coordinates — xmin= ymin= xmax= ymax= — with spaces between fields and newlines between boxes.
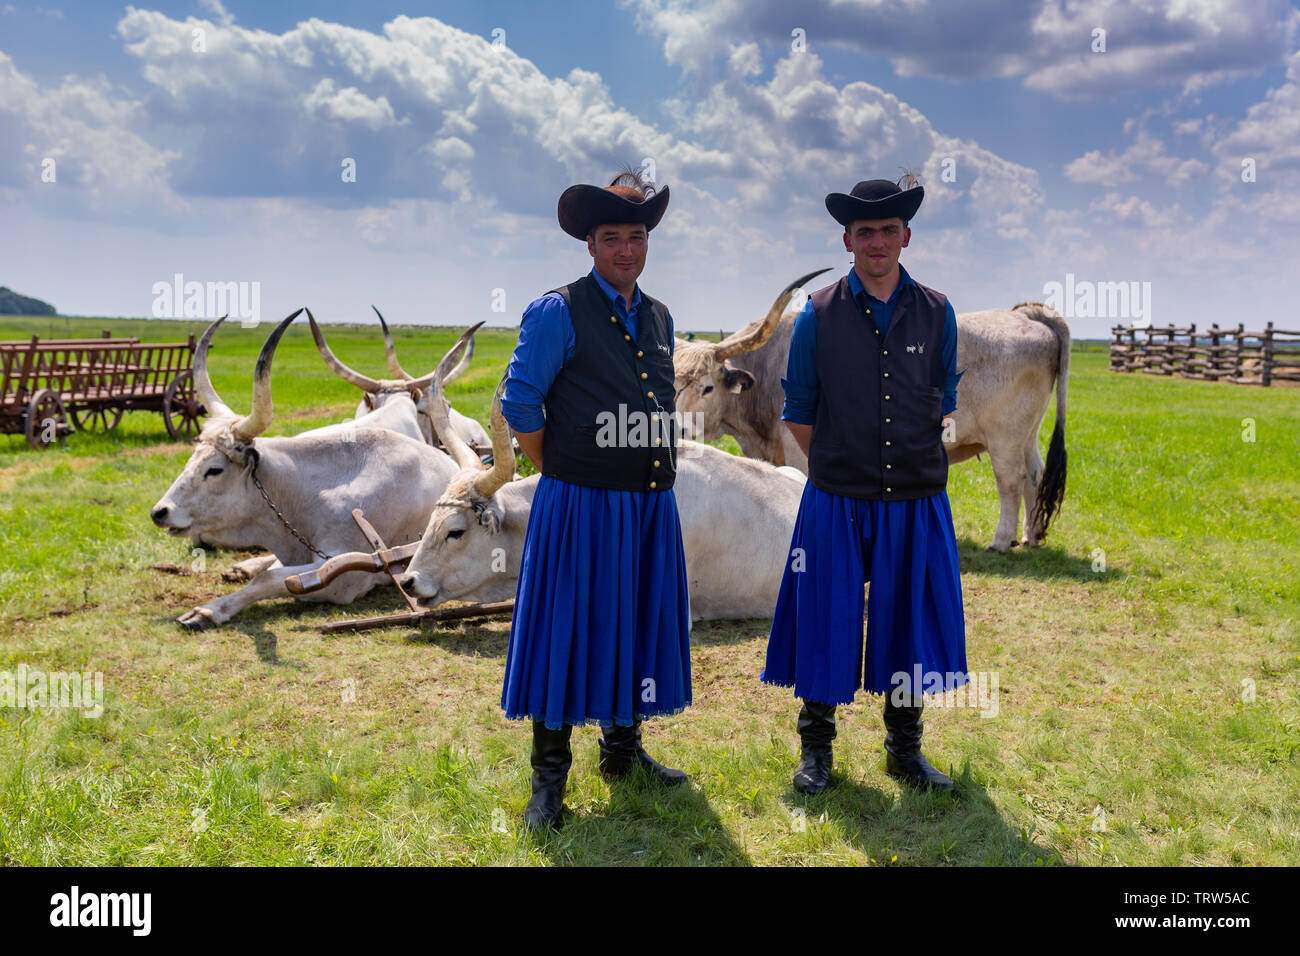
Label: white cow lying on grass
xmin=149 ymin=310 xmax=472 ymax=628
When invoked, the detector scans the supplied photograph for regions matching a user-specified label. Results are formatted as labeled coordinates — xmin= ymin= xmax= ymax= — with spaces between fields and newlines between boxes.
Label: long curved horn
xmin=373 ymin=306 xmax=412 ymax=380
xmin=193 ymin=314 xmax=236 ymax=420
xmin=714 ymin=268 xmax=832 ymax=360
xmin=307 ymin=309 xmax=382 ymax=392
xmin=233 ymin=308 xmax=303 ymax=442
xmin=443 ymin=328 xmax=475 ymax=386
xmin=426 ymin=365 xmax=482 ymax=473
xmin=407 ymin=321 xmax=486 ymax=390
xmin=472 ymin=376 xmax=515 ymax=499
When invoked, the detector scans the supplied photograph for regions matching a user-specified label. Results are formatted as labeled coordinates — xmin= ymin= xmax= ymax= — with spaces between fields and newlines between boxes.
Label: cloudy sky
xmin=2 ymin=0 xmax=1298 ymax=337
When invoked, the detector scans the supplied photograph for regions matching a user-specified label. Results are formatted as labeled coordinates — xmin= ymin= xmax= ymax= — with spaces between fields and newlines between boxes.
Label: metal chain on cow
xmin=242 ymin=446 xmax=330 ymax=560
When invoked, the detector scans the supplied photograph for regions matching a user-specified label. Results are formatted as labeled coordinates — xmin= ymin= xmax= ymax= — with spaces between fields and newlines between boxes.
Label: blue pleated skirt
xmin=762 ymin=481 xmax=967 ymax=704
xmin=501 ymin=475 xmax=693 ymax=729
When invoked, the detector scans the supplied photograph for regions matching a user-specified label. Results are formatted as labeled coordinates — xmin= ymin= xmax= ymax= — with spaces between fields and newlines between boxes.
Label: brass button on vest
xmin=543 ymin=273 xmax=678 ymax=492
xmin=807 ymin=273 xmax=949 ymax=501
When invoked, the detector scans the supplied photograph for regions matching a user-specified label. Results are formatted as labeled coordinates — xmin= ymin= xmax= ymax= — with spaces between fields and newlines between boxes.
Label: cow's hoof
xmin=177 ymin=608 xmax=217 ymax=630
xmin=986 ymin=543 xmax=1011 ymax=554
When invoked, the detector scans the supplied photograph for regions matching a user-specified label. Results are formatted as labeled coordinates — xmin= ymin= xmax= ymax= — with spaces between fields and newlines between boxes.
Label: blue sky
xmin=3 ymin=0 xmax=1299 ymax=338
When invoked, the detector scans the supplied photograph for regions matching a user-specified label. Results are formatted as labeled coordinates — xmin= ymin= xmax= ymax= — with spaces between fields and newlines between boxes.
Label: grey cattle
xmin=149 ymin=311 xmax=467 ymax=628
xmin=673 ymin=292 xmax=1069 ymax=552
xmin=304 ymin=307 xmax=490 ymax=450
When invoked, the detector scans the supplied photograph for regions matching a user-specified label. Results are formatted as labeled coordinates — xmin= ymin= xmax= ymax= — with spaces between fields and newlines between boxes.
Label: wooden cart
xmin=1 ymin=330 xmax=205 ymax=448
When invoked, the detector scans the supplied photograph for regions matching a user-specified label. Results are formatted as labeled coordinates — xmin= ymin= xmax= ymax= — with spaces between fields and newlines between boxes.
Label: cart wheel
xmin=163 ymin=370 xmax=205 ymax=440
xmin=25 ymin=389 xmax=69 ymax=450
xmin=70 ymin=403 xmax=124 ymax=433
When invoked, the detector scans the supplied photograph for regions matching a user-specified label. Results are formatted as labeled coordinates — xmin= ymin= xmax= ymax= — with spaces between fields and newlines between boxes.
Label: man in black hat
xmin=498 ymin=170 xmax=692 ymax=831
xmin=762 ymin=172 xmax=968 ymax=796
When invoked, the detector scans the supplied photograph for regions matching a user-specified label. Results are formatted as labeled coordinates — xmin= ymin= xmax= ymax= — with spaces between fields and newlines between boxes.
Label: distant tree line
xmin=0 ymin=287 xmax=56 ymax=316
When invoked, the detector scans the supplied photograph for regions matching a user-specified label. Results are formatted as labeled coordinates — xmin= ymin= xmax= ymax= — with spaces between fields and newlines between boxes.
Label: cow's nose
xmin=151 ymin=506 xmax=169 ymax=526
xmin=398 ymin=574 xmax=416 ymax=591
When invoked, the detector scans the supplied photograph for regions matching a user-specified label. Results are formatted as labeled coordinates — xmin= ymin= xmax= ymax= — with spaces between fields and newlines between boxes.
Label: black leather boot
xmin=793 ymin=700 xmax=837 ymax=795
xmin=599 ymin=720 xmax=687 ymax=786
xmin=883 ymin=697 xmax=955 ymax=793
xmin=523 ymin=721 xmax=573 ymax=830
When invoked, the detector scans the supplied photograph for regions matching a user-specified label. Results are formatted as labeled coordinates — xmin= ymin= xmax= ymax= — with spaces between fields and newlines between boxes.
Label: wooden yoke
xmin=285 ymin=508 xmax=515 ymax=633
xmin=284 ymin=509 xmax=420 ymax=609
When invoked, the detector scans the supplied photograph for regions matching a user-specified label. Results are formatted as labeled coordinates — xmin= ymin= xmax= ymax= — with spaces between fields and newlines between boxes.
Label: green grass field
xmin=1 ymin=314 xmax=1297 ymax=866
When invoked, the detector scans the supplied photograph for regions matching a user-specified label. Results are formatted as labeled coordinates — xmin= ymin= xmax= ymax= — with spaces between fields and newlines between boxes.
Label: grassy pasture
xmin=1 ymin=314 xmax=1297 ymax=866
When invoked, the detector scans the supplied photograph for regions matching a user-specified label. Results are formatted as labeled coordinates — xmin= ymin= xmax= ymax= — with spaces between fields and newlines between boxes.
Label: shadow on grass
xmin=956 ymin=536 xmax=1129 ymax=584
xmin=401 ymin=617 xmax=511 ymax=656
xmin=148 ymin=603 xmax=289 ymax=666
xmin=692 ymin=618 xmax=774 ymax=648
xmin=529 ymin=765 xmax=753 ymax=866
xmin=232 ymin=618 xmax=284 ymax=665
xmin=790 ymin=764 xmax=1066 ymax=866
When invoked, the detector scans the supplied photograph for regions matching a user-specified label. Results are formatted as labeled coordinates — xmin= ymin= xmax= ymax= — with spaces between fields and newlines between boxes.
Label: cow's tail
xmin=1014 ymin=302 xmax=1069 ymax=541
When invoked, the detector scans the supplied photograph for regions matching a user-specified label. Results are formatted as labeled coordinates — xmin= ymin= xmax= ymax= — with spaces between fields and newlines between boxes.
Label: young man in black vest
xmin=498 ymin=171 xmax=692 ymax=831
xmin=762 ymin=174 xmax=968 ymax=796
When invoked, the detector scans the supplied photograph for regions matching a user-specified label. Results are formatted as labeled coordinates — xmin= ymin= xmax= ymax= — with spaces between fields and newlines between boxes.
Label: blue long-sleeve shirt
xmin=781 ymin=264 xmax=965 ymax=425
xmin=500 ymin=268 xmax=656 ymax=433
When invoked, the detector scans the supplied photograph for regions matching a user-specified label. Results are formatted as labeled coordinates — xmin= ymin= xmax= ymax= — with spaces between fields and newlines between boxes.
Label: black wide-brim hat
xmin=557 ymin=183 xmax=671 ymax=240
xmin=825 ymin=179 xmax=923 ymax=227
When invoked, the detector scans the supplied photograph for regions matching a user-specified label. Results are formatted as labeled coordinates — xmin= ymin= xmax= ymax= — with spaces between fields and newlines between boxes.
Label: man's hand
xmin=784 ymin=421 xmax=812 ymax=458
xmin=513 ymin=426 xmax=545 ymax=472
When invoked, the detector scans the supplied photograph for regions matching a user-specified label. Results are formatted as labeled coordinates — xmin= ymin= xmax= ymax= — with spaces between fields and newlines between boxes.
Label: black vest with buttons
xmin=540 ymin=274 xmax=678 ymax=492
xmin=807 ymin=273 xmax=949 ymax=500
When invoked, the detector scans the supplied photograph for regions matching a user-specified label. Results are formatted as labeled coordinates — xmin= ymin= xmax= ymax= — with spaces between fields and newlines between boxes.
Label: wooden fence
xmin=1110 ymin=322 xmax=1300 ymax=386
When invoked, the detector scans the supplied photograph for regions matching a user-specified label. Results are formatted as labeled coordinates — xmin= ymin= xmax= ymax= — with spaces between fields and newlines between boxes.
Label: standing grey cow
xmin=149 ymin=310 xmax=464 ymax=628
xmin=305 ymin=308 xmax=491 ymax=450
xmin=940 ymin=302 xmax=1068 ymax=552
xmin=673 ymin=296 xmax=1069 ymax=552
xmin=398 ymin=376 xmax=807 ymax=622
xmin=671 ymin=269 xmax=829 ymax=469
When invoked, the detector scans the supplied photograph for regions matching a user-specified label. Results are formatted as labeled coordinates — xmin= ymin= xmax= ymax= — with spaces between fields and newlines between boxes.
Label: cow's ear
xmin=363 ymin=394 xmax=375 ymax=410
xmin=477 ymin=500 xmax=503 ymax=535
xmin=722 ymin=366 xmax=756 ymax=393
